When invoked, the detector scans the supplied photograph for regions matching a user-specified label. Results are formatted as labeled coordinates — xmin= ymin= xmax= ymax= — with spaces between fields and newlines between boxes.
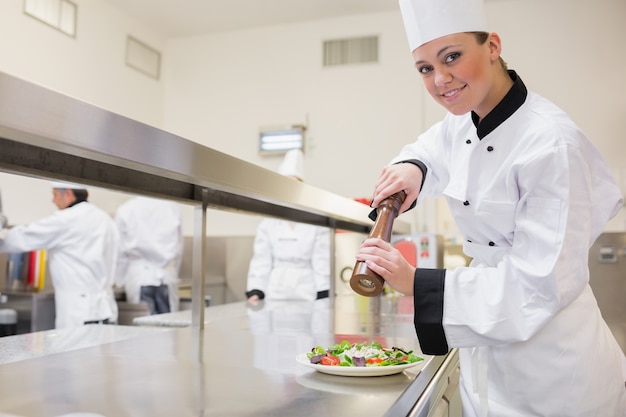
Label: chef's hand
xmin=246 ymin=294 xmax=265 ymax=311
xmin=355 ymin=237 xmax=415 ymax=296
xmin=0 ymin=228 xmax=10 ymax=240
xmin=371 ymin=163 xmax=422 ymax=214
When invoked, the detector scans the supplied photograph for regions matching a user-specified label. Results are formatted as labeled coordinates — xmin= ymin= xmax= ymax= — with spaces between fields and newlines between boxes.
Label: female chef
xmin=355 ymin=0 xmax=626 ymax=415
xmin=0 ymin=181 xmax=119 ymax=328
xmin=246 ymin=150 xmax=331 ymax=302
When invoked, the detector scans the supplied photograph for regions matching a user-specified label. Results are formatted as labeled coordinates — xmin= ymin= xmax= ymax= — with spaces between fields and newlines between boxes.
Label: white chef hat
xmin=277 ymin=149 xmax=304 ymax=181
xmin=50 ymin=181 xmax=86 ymax=190
xmin=399 ymin=0 xmax=489 ymax=52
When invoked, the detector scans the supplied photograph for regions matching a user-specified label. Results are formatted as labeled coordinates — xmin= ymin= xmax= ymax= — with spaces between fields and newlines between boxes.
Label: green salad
xmin=306 ymin=340 xmax=423 ymax=367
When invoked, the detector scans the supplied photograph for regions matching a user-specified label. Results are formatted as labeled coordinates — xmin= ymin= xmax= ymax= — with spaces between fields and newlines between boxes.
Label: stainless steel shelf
xmin=0 ymin=71 xmax=409 ymax=234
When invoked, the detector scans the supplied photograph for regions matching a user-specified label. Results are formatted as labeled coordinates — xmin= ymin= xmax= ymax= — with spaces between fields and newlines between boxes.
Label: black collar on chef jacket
xmin=67 ymin=198 xmax=87 ymax=208
xmin=471 ymin=70 xmax=528 ymax=140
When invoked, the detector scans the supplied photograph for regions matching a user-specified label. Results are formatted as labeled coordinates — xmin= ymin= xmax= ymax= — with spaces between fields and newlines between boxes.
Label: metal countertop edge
xmin=384 ymin=348 xmax=459 ymax=417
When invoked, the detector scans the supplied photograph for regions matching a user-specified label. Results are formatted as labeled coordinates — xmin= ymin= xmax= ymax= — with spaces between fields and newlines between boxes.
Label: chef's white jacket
xmin=115 ymin=197 xmax=183 ymax=311
xmin=246 ymin=219 xmax=330 ymax=301
xmin=395 ymin=72 xmax=626 ymax=416
xmin=0 ymin=201 xmax=119 ymax=328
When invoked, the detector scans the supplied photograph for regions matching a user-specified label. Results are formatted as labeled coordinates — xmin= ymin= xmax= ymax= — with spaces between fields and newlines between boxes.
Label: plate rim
xmin=295 ymin=352 xmax=423 ymax=377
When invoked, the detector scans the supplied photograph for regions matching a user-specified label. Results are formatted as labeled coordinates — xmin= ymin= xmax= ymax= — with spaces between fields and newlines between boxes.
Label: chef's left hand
xmin=355 ymin=237 xmax=415 ymax=295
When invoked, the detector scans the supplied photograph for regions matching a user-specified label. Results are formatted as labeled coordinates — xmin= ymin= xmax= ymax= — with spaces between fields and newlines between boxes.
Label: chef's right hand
xmin=371 ymin=163 xmax=422 ymax=214
xmin=0 ymin=228 xmax=10 ymax=240
xmin=355 ymin=237 xmax=415 ymax=296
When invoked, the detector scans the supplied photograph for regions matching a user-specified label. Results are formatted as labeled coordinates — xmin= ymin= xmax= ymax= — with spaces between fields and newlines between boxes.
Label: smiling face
xmin=412 ymin=32 xmax=510 ymax=119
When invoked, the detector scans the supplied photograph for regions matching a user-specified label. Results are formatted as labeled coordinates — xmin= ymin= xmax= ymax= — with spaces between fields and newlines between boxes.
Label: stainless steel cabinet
xmin=387 ymin=349 xmax=461 ymax=417
xmin=0 ymin=290 xmax=55 ymax=333
xmin=428 ymin=366 xmax=461 ymax=417
xmin=589 ymin=232 xmax=626 ymax=353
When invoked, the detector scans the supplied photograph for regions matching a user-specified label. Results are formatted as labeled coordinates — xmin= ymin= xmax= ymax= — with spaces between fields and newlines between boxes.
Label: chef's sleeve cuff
xmin=413 ymin=268 xmax=449 ymax=355
xmin=316 ymin=290 xmax=329 ymax=300
xmin=401 ymin=159 xmax=428 ymax=189
xmin=246 ymin=289 xmax=265 ymax=300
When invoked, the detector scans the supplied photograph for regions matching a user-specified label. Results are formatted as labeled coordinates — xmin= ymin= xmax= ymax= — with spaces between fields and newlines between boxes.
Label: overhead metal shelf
xmin=0 ymin=71 xmax=410 ymax=235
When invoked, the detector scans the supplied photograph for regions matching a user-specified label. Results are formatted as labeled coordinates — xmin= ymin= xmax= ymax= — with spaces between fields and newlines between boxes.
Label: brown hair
xmin=72 ymin=189 xmax=89 ymax=201
xmin=472 ymin=32 xmax=508 ymax=71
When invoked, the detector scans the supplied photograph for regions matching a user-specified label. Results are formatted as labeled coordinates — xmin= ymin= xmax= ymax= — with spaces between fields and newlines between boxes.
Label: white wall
xmin=0 ymin=0 xmax=193 ymax=232
xmin=0 ymin=0 xmax=165 ymax=125
xmin=0 ymin=0 xmax=624 ymax=238
xmin=162 ymin=11 xmax=423 ymax=201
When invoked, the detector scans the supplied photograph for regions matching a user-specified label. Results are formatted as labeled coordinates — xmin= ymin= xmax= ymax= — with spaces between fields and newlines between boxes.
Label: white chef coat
xmin=115 ymin=197 xmax=183 ymax=312
xmin=0 ymin=201 xmax=119 ymax=328
xmin=246 ymin=219 xmax=330 ymax=301
xmin=395 ymin=73 xmax=626 ymax=416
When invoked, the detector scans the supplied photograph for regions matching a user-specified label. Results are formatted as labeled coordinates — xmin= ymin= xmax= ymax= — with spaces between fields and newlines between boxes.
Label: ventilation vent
xmin=24 ymin=0 xmax=77 ymax=38
xmin=323 ymin=36 xmax=378 ymax=67
xmin=126 ymin=36 xmax=161 ymax=80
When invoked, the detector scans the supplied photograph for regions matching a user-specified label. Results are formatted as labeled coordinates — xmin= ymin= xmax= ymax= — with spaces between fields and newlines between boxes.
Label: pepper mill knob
xmin=350 ymin=191 xmax=406 ymax=297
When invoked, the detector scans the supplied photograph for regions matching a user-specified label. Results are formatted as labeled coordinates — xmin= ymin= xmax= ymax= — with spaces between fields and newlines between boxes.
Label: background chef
xmin=0 ymin=181 xmax=119 ymax=328
xmin=115 ymin=195 xmax=183 ymax=315
xmin=246 ymin=149 xmax=331 ymax=302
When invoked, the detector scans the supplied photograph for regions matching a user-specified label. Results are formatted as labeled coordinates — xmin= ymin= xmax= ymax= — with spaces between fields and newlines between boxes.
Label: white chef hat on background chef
xmin=50 ymin=181 xmax=87 ymax=190
xmin=277 ymin=149 xmax=304 ymax=181
xmin=399 ymin=0 xmax=489 ymax=52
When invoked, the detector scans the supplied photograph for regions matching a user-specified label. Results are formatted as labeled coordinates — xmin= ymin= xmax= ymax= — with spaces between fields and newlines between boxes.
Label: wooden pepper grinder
xmin=350 ymin=190 xmax=407 ymax=297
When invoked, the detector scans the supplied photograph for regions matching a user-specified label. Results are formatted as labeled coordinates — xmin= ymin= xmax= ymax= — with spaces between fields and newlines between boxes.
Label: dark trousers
xmin=140 ymin=284 xmax=171 ymax=315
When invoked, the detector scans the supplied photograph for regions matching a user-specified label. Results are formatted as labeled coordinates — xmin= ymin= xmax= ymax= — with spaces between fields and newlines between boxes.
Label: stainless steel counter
xmin=133 ymin=302 xmax=242 ymax=328
xmin=0 ymin=298 xmax=459 ymax=417
xmin=0 ymin=324 xmax=171 ymax=365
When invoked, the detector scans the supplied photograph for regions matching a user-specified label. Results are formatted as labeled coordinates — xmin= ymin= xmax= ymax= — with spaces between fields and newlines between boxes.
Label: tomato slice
xmin=320 ymin=354 xmax=341 ymax=366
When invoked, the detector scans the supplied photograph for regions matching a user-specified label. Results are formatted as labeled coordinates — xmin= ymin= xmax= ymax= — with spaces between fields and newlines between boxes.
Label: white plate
xmin=295 ymin=353 xmax=424 ymax=377
xmin=296 ymin=370 xmax=413 ymax=395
